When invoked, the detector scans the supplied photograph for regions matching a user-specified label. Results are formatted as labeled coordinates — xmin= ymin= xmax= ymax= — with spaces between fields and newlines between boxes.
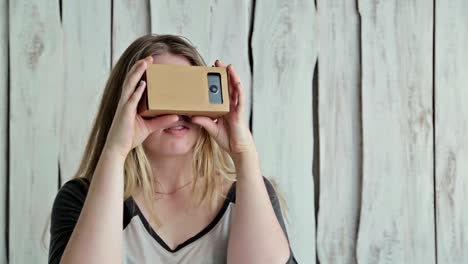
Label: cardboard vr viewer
xmin=138 ymin=64 xmax=230 ymax=118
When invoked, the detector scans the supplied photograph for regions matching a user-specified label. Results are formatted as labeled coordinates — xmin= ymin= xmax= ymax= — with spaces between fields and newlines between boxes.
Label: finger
xmin=232 ymin=88 xmax=239 ymax=107
xmin=120 ymin=61 xmax=147 ymax=104
xmin=214 ymin=59 xmax=226 ymax=68
xmin=227 ymin=64 xmax=245 ymax=113
xmin=121 ymin=56 xmax=153 ymax=101
xmin=191 ymin=116 xmax=219 ymax=137
xmin=144 ymin=114 xmax=180 ymax=133
xmin=215 ymin=60 xmax=236 ymax=102
xmin=126 ymin=80 xmax=146 ymax=108
xmin=126 ymin=55 xmax=153 ymax=91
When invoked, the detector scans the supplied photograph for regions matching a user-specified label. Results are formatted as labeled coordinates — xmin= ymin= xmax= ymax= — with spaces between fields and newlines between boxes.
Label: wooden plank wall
xmin=9 ymin=1 xmax=63 ymax=263
xmin=435 ymin=0 xmax=468 ymax=263
xmin=2 ymin=0 xmax=468 ymax=263
xmin=251 ymin=1 xmax=317 ymax=263
xmin=316 ymin=0 xmax=361 ymax=262
xmin=356 ymin=1 xmax=435 ymax=263
xmin=59 ymin=0 xmax=111 ymax=188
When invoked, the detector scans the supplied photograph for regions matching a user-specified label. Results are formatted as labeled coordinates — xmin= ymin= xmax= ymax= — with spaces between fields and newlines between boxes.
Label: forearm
xmin=227 ymin=149 xmax=290 ymax=264
xmin=60 ymin=148 xmax=125 ymax=264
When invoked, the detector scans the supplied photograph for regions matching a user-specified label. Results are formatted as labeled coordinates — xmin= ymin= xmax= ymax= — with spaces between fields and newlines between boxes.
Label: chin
xmin=142 ymin=128 xmax=199 ymax=157
xmin=151 ymin=145 xmax=193 ymax=156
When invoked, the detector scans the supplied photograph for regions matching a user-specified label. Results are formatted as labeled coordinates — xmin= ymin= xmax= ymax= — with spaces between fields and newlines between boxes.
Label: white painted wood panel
xmin=150 ymin=0 xmax=211 ymax=60
xmin=59 ymin=0 xmax=111 ymax=183
xmin=435 ymin=0 xmax=468 ymax=263
xmin=356 ymin=1 xmax=435 ymax=263
xmin=316 ymin=0 xmax=361 ymax=263
xmin=112 ymin=0 xmax=150 ymax=66
xmin=204 ymin=0 xmax=252 ymax=123
xmin=7 ymin=2 xmax=468 ymax=263
xmin=9 ymin=1 xmax=63 ymax=262
xmin=251 ymin=1 xmax=318 ymax=262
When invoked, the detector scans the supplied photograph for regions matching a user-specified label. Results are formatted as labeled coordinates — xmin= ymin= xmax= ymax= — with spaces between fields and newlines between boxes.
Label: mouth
xmin=163 ymin=125 xmax=190 ymax=136
xmin=164 ymin=125 xmax=189 ymax=131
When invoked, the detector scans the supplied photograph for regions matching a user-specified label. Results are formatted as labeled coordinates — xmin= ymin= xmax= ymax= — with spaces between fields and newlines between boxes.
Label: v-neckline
xmin=127 ymin=182 xmax=235 ymax=253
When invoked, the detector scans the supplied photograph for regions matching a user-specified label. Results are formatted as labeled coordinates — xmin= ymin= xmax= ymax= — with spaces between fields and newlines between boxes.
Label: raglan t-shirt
xmin=48 ymin=176 xmax=298 ymax=264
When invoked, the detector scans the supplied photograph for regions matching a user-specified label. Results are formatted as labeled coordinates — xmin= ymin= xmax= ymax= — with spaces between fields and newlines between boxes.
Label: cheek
xmin=187 ymin=126 xmax=202 ymax=143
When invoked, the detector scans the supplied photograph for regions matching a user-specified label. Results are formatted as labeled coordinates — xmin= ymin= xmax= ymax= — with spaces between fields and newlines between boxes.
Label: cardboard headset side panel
xmin=137 ymin=64 xmax=230 ymax=118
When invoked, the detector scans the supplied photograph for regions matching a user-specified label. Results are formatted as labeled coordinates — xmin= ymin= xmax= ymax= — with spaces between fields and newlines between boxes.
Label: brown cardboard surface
xmin=138 ymin=64 xmax=230 ymax=118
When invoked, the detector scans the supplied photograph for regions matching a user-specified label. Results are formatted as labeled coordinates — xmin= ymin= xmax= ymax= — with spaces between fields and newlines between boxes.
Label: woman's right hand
xmin=103 ymin=55 xmax=179 ymax=159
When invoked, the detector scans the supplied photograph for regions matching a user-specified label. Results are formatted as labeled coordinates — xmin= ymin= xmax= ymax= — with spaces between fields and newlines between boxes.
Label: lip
xmin=164 ymin=123 xmax=190 ymax=130
xmin=163 ymin=121 xmax=191 ymax=137
xmin=163 ymin=126 xmax=190 ymax=137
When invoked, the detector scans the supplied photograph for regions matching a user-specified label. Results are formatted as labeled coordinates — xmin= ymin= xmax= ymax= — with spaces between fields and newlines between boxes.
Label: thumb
xmin=191 ymin=116 xmax=219 ymax=136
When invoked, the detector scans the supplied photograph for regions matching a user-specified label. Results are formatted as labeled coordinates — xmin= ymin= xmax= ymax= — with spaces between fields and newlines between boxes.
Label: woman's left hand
xmin=191 ymin=60 xmax=256 ymax=158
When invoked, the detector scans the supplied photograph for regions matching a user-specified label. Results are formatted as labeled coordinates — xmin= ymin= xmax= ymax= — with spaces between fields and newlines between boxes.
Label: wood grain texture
xmin=7 ymin=1 xmax=468 ymax=263
xmin=435 ymin=0 xmax=468 ymax=263
xmin=204 ymin=0 xmax=252 ymax=123
xmin=150 ymin=0 xmax=210 ymax=58
xmin=0 ymin=0 xmax=7 ymax=262
xmin=112 ymin=0 xmax=150 ymax=66
xmin=59 ymin=0 xmax=111 ymax=184
xmin=251 ymin=1 xmax=318 ymax=262
xmin=356 ymin=1 xmax=435 ymax=263
xmin=150 ymin=0 xmax=252 ymax=125
xmin=316 ymin=0 xmax=361 ymax=263
xmin=9 ymin=1 xmax=63 ymax=262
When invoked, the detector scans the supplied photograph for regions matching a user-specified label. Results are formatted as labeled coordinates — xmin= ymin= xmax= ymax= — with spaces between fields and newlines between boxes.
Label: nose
xmin=179 ymin=115 xmax=191 ymax=122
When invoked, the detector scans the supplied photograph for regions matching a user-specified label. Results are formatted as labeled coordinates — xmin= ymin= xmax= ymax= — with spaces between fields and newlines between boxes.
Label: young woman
xmin=48 ymin=34 xmax=297 ymax=264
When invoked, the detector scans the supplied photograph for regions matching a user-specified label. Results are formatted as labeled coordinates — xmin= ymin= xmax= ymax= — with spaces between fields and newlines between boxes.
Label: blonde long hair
xmin=77 ymin=34 xmax=237 ymax=225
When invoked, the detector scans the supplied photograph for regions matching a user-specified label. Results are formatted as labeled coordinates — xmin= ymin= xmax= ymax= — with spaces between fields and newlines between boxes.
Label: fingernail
xmin=145 ymin=55 xmax=153 ymax=61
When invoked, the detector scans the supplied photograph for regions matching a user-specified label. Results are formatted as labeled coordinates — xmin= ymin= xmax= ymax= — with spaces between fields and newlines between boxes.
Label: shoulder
xmin=49 ymin=178 xmax=90 ymax=263
xmin=226 ymin=176 xmax=280 ymax=204
xmin=51 ymin=177 xmax=90 ymax=217
xmin=56 ymin=177 xmax=89 ymax=199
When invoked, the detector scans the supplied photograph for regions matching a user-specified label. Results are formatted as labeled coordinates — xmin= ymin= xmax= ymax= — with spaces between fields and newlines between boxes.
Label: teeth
xmin=166 ymin=126 xmax=186 ymax=130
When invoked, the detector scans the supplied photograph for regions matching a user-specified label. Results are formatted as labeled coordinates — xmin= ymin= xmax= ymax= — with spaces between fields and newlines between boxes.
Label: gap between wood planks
xmin=432 ymin=0 xmax=438 ymax=262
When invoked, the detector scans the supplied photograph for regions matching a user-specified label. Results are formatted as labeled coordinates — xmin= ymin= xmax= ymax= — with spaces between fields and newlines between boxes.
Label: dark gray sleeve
xmin=262 ymin=176 xmax=298 ymax=264
xmin=227 ymin=176 xmax=298 ymax=263
xmin=48 ymin=178 xmax=89 ymax=264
